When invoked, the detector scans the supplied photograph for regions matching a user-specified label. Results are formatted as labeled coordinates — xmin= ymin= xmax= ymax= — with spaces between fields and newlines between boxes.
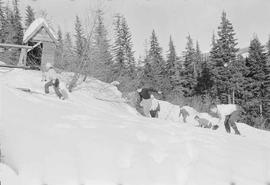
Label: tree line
xmin=1 ymin=1 xmax=270 ymax=130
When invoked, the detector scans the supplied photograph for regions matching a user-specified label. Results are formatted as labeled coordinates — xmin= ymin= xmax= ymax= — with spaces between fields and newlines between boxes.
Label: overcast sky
xmin=8 ymin=0 xmax=270 ymax=57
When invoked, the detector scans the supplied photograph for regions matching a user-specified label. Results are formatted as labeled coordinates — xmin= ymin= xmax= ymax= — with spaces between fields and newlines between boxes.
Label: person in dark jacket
xmin=137 ymin=87 xmax=161 ymax=117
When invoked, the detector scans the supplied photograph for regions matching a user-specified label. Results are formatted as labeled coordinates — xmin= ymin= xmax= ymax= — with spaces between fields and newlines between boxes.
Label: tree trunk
xmin=228 ymin=94 xmax=231 ymax=104
xmin=232 ymin=90 xmax=235 ymax=104
xmin=260 ymin=103 xmax=263 ymax=117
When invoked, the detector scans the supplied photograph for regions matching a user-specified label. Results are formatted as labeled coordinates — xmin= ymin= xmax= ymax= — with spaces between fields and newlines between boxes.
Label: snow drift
xmin=1 ymin=69 xmax=270 ymax=185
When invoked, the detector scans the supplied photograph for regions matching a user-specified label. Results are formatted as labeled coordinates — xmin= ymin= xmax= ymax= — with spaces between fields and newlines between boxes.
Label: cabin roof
xmin=23 ymin=18 xmax=57 ymax=44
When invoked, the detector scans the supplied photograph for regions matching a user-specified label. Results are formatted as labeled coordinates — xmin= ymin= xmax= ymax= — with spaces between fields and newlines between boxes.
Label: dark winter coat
xmin=139 ymin=88 xmax=158 ymax=100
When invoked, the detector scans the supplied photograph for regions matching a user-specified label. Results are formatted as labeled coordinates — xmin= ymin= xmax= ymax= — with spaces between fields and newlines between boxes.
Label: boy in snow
xmin=179 ymin=107 xmax=189 ymax=123
xmin=194 ymin=115 xmax=212 ymax=128
xmin=44 ymin=63 xmax=63 ymax=99
xmin=137 ymin=87 xmax=162 ymax=117
xmin=149 ymin=96 xmax=160 ymax=118
xmin=209 ymin=103 xmax=242 ymax=135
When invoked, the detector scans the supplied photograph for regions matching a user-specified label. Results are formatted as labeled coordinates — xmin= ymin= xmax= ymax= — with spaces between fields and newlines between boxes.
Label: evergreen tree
xmin=112 ymin=14 xmax=135 ymax=82
xmin=112 ymin=14 xmax=125 ymax=77
xmin=12 ymin=0 xmax=23 ymax=44
xmin=210 ymin=11 xmax=239 ymax=103
xmin=166 ymin=36 xmax=177 ymax=89
xmin=63 ymin=32 xmax=75 ymax=69
xmin=194 ymin=41 xmax=202 ymax=77
xmin=181 ymin=35 xmax=197 ymax=97
xmin=148 ymin=30 xmax=165 ymax=90
xmin=195 ymin=59 xmax=213 ymax=95
xmin=246 ymin=36 xmax=267 ymax=126
xmin=91 ymin=9 xmax=113 ymax=82
xmin=74 ymin=15 xmax=85 ymax=60
xmin=0 ymin=0 xmax=5 ymax=41
xmin=25 ymin=5 xmax=35 ymax=28
xmin=55 ymin=27 xmax=64 ymax=69
xmin=264 ymin=36 xmax=270 ymax=124
xmin=121 ymin=16 xmax=135 ymax=76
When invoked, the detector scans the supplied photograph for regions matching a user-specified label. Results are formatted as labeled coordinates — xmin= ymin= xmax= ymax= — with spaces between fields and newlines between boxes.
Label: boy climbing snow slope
xmin=44 ymin=63 xmax=64 ymax=99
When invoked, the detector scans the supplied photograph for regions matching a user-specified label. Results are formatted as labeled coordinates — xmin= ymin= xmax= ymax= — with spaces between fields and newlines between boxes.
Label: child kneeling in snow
xmin=194 ymin=115 xmax=219 ymax=130
xmin=44 ymin=63 xmax=63 ymax=99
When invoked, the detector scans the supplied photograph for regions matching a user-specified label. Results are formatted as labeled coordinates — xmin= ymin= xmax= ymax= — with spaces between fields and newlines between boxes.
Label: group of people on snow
xmin=42 ymin=62 xmax=242 ymax=135
xmin=135 ymin=86 xmax=242 ymax=135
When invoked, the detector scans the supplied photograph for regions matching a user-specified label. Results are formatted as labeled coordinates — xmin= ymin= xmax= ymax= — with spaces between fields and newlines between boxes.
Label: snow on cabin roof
xmin=23 ymin=18 xmax=57 ymax=44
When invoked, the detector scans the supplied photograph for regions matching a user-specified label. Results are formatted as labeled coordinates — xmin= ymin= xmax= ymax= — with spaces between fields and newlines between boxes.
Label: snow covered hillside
xmin=1 ymin=69 xmax=270 ymax=185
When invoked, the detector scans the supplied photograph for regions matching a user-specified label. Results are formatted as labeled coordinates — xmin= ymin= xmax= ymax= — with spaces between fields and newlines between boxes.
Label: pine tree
xmin=181 ymin=35 xmax=197 ymax=97
xmin=210 ymin=11 xmax=239 ymax=103
xmin=148 ymin=30 xmax=165 ymax=90
xmin=0 ymin=0 xmax=5 ymax=41
xmin=25 ymin=5 xmax=35 ymax=28
xmin=264 ymin=36 xmax=270 ymax=124
xmin=195 ymin=59 xmax=213 ymax=95
xmin=112 ymin=14 xmax=125 ymax=77
xmin=74 ymin=15 xmax=85 ymax=60
xmin=12 ymin=0 xmax=23 ymax=44
xmin=246 ymin=36 xmax=267 ymax=126
xmin=63 ymin=32 xmax=75 ymax=69
xmin=195 ymin=41 xmax=202 ymax=77
xmin=55 ymin=27 xmax=64 ymax=69
xmin=91 ymin=9 xmax=113 ymax=82
xmin=112 ymin=14 xmax=135 ymax=82
xmin=166 ymin=36 xmax=177 ymax=89
xmin=121 ymin=16 xmax=135 ymax=76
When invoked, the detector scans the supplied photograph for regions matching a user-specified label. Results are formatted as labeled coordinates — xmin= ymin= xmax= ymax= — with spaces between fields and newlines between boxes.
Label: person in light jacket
xmin=44 ymin=63 xmax=63 ymax=99
xmin=209 ymin=103 xmax=242 ymax=135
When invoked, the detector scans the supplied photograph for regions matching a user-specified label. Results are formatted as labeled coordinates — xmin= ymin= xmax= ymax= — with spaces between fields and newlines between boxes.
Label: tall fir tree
xmin=121 ymin=16 xmax=135 ymax=76
xmin=91 ymin=9 xmax=113 ymax=82
xmin=0 ymin=0 xmax=5 ymax=41
xmin=264 ymin=35 xmax=270 ymax=125
xmin=166 ymin=36 xmax=177 ymax=89
xmin=12 ymin=0 xmax=23 ymax=44
xmin=112 ymin=14 xmax=135 ymax=82
xmin=245 ymin=36 xmax=267 ymax=126
xmin=181 ymin=35 xmax=197 ymax=97
xmin=210 ymin=11 xmax=239 ymax=103
xmin=194 ymin=41 xmax=202 ymax=77
xmin=148 ymin=30 xmax=166 ymax=90
xmin=112 ymin=14 xmax=125 ymax=77
xmin=74 ymin=15 xmax=85 ymax=60
xmin=55 ymin=27 xmax=64 ymax=69
xmin=63 ymin=32 xmax=75 ymax=69
xmin=25 ymin=5 xmax=35 ymax=28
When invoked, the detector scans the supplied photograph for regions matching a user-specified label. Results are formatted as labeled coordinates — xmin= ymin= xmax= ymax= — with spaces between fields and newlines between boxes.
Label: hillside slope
xmin=1 ymin=69 xmax=270 ymax=185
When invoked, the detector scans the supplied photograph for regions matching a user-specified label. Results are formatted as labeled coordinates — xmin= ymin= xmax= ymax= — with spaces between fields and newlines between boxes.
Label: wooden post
xmin=18 ymin=48 xmax=27 ymax=66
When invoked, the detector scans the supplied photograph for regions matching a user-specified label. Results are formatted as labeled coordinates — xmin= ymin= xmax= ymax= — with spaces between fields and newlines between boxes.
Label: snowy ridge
xmin=1 ymin=69 xmax=270 ymax=185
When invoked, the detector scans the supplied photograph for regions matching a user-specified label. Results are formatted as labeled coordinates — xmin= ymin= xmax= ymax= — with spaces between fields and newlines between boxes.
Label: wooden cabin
xmin=22 ymin=18 xmax=57 ymax=71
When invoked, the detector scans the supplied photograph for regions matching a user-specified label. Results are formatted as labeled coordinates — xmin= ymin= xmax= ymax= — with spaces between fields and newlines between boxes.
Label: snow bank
xmin=0 ymin=163 xmax=19 ymax=185
xmin=1 ymin=69 xmax=270 ymax=185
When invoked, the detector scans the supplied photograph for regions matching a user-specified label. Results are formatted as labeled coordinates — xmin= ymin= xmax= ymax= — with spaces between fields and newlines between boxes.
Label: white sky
xmin=7 ymin=0 xmax=270 ymax=58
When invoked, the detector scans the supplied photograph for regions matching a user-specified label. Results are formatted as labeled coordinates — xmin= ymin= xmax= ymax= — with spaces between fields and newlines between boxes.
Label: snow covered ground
xmin=1 ymin=68 xmax=270 ymax=185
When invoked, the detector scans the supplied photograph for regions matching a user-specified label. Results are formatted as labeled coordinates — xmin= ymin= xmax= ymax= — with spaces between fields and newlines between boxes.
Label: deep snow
xmin=1 ymin=68 xmax=270 ymax=185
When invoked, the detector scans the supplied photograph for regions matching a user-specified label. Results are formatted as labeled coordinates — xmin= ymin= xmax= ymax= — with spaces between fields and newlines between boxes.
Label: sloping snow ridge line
xmin=1 ymin=68 xmax=270 ymax=185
